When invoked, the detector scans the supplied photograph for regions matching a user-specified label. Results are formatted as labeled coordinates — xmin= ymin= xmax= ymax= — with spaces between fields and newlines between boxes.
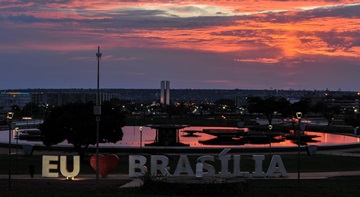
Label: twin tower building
xmin=160 ymin=80 xmax=170 ymax=105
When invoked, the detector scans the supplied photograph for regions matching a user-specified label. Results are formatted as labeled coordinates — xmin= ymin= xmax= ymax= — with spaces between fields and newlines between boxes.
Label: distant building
xmin=31 ymin=92 xmax=44 ymax=105
xmin=0 ymin=90 xmax=124 ymax=113
xmin=0 ymin=91 xmax=31 ymax=112
xmin=2 ymin=88 xmax=359 ymax=113
xmin=44 ymin=91 xmax=121 ymax=107
xmin=160 ymin=81 xmax=170 ymax=105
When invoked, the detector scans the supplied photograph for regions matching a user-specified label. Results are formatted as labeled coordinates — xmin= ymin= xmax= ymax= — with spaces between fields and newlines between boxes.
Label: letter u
xmin=60 ymin=155 xmax=80 ymax=178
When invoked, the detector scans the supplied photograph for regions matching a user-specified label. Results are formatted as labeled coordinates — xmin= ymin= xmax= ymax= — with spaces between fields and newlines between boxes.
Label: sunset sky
xmin=1 ymin=0 xmax=360 ymax=90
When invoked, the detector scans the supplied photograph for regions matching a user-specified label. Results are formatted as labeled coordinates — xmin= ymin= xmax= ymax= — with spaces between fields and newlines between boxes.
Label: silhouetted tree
xmin=215 ymin=99 xmax=235 ymax=106
xmin=40 ymin=102 xmax=126 ymax=157
xmin=10 ymin=105 xmax=21 ymax=119
xmin=247 ymin=96 xmax=290 ymax=125
xmin=291 ymin=100 xmax=310 ymax=117
xmin=199 ymin=102 xmax=216 ymax=115
xmin=22 ymin=102 xmax=41 ymax=118
xmin=165 ymin=103 xmax=190 ymax=118
xmin=311 ymin=102 xmax=341 ymax=126
xmin=343 ymin=108 xmax=360 ymax=128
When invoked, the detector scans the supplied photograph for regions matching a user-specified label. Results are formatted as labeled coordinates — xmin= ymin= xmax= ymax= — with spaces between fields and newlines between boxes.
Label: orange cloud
xmin=1 ymin=0 xmax=359 ymax=61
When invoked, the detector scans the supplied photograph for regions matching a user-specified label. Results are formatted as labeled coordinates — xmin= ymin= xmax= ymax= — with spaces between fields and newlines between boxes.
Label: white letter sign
xmin=42 ymin=155 xmax=80 ymax=178
xmin=266 ymin=155 xmax=287 ymax=177
xmin=129 ymin=155 xmax=148 ymax=178
xmin=127 ymin=150 xmax=287 ymax=179
xmin=252 ymin=155 xmax=265 ymax=178
xmin=60 ymin=156 xmax=80 ymax=178
xmin=151 ymin=155 xmax=171 ymax=176
xmin=173 ymin=155 xmax=194 ymax=176
xmin=42 ymin=155 xmax=59 ymax=178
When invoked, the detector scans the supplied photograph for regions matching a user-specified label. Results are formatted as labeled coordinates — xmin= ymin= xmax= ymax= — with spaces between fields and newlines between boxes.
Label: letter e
xmin=42 ymin=155 xmax=59 ymax=178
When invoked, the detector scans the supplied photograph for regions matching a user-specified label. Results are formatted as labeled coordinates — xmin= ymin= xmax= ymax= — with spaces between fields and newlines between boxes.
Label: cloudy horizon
xmin=1 ymin=0 xmax=360 ymax=91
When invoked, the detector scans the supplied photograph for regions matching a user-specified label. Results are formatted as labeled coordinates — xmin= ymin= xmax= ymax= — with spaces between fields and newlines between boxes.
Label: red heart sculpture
xmin=90 ymin=154 xmax=119 ymax=177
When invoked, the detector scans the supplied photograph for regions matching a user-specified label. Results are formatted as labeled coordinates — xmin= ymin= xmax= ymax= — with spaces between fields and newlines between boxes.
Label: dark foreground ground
xmin=0 ymin=178 xmax=131 ymax=191
xmin=0 ymin=178 xmax=134 ymax=197
xmin=1 ymin=176 xmax=360 ymax=197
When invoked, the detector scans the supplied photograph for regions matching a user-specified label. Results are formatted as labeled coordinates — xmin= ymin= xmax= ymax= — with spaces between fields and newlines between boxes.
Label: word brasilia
xmin=129 ymin=149 xmax=287 ymax=178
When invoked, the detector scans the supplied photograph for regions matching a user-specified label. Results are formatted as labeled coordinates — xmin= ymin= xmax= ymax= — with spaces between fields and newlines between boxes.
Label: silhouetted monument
xmin=146 ymin=124 xmax=189 ymax=146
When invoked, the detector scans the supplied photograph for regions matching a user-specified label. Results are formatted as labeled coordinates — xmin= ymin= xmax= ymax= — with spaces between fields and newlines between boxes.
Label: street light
xmin=94 ymin=46 xmax=102 ymax=181
xmin=139 ymin=126 xmax=143 ymax=153
xmin=14 ymin=127 xmax=19 ymax=175
xmin=295 ymin=111 xmax=303 ymax=184
xmin=6 ymin=112 xmax=14 ymax=190
xmin=221 ymin=115 xmax=226 ymax=126
xmin=268 ymin=124 xmax=273 ymax=155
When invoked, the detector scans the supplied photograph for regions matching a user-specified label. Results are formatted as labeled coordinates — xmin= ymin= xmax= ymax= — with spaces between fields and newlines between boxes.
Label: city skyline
xmin=1 ymin=1 xmax=360 ymax=91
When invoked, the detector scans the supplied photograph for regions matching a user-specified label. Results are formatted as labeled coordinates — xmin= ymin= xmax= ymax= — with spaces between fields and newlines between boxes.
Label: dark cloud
xmin=298 ymin=4 xmax=360 ymax=18
xmin=2 ymin=14 xmax=39 ymax=23
xmin=0 ymin=2 xmax=234 ymax=30
xmin=80 ymin=14 xmax=234 ymax=31
xmin=316 ymin=30 xmax=360 ymax=52
xmin=0 ymin=14 xmax=76 ymax=23
xmin=21 ymin=0 xmax=72 ymax=3
xmin=256 ymin=4 xmax=360 ymax=23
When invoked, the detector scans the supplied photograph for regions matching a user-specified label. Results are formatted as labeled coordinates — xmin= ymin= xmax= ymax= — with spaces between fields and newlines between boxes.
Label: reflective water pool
xmin=1 ymin=126 xmax=359 ymax=149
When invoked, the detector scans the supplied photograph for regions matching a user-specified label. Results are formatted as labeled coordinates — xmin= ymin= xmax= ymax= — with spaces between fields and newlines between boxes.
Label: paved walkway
xmin=2 ymin=170 xmax=360 ymax=188
xmin=0 ymin=174 xmax=142 ymax=188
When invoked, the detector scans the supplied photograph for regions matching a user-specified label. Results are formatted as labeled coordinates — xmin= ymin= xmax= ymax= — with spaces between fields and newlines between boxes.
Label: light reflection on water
xmin=1 ymin=126 xmax=359 ymax=148
xmin=119 ymin=126 xmax=360 ymax=148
